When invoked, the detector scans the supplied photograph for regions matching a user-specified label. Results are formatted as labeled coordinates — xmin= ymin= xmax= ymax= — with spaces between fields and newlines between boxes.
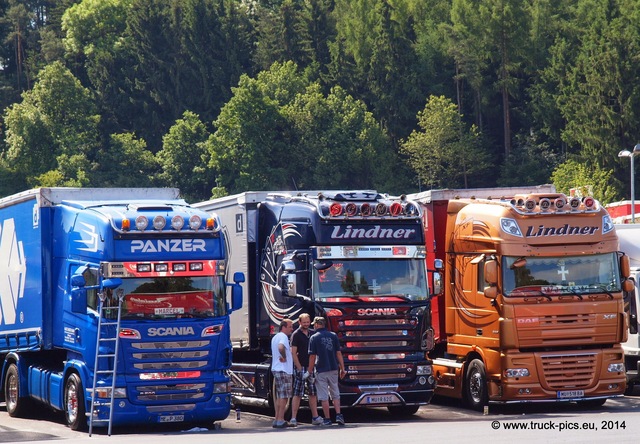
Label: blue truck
xmin=0 ymin=188 xmax=243 ymax=434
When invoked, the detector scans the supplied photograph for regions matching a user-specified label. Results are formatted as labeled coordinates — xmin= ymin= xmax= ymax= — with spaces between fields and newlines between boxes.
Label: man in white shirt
xmin=270 ymin=318 xmax=294 ymax=428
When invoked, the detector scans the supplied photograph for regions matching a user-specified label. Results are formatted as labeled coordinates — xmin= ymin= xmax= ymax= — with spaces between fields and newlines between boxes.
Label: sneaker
xmin=312 ymin=416 xmax=324 ymax=426
xmin=336 ymin=414 xmax=345 ymax=426
xmin=288 ymin=418 xmax=297 ymax=427
xmin=322 ymin=418 xmax=332 ymax=426
xmin=273 ymin=420 xmax=287 ymax=428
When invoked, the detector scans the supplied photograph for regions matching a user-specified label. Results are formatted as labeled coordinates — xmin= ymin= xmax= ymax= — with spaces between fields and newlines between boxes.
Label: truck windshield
xmin=105 ymin=276 xmax=226 ymax=320
xmin=502 ymin=253 xmax=621 ymax=296
xmin=312 ymin=259 xmax=428 ymax=301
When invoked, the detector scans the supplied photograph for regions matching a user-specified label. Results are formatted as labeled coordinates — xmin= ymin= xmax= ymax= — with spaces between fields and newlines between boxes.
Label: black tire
xmin=4 ymin=363 xmax=29 ymax=417
xmin=64 ymin=373 xmax=87 ymax=431
xmin=387 ymin=405 xmax=420 ymax=416
xmin=463 ymin=359 xmax=488 ymax=412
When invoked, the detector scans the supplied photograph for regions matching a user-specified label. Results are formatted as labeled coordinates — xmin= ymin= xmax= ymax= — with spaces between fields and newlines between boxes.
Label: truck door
xmin=63 ymin=264 xmax=99 ymax=358
xmin=457 ymin=255 xmax=499 ymax=346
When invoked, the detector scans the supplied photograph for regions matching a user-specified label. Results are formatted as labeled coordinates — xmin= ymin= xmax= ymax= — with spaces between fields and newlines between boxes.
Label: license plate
xmin=159 ymin=415 xmax=185 ymax=423
xmin=557 ymin=390 xmax=584 ymax=399
xmin=362 ymin=394 xmax=400 ymax=405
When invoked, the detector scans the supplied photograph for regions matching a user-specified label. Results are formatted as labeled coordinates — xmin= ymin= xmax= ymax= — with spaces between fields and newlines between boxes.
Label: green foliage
xmin=551 ymin=159 xmax=621 ymax=205
xmin=541 ymin=0 xmax=640 ymax=175
xmin=1 ymin=61 xmax=100 ymax=192
xmin=209 ymin=61 xmax=395 ymax=194
xmin=93 ymin=132 xmax=159 ymax=187
xmin=400 ymin=95 xmax=489 ymax=189
xmin=2 ymin=0 xmax=640 ymax=200
xmin=157 ymin=111 xmax=213 ymax=202
xmin=497 ymin=130 xmax=560 ymax=187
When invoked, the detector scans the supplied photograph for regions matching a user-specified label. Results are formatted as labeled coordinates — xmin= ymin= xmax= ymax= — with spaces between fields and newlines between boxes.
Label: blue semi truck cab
xmin=0 ymin=188 xmax=243 ymax=433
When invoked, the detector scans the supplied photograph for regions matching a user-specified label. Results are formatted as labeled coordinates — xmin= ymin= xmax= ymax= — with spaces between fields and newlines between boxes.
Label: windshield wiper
xmin=563 ymin=289 xmax=584 ymax=300
xmin=587 ymin=284 xmax=615 ymax=300
xmin=513 ymin=287 xmax=552 ymax=301
xmin=382 ymin=294 xmax=413 ymax=302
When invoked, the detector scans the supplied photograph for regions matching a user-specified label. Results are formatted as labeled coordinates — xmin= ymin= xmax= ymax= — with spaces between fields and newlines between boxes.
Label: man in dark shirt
xmin=308 ymin=316 xmax=346 ymax=426
xmin=290 ymin=313 xmax=321 ymax=426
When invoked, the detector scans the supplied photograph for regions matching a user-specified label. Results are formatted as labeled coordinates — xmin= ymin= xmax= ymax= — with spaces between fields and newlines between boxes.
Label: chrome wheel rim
xmin=66 ymin=381 xmax=78 ymax=424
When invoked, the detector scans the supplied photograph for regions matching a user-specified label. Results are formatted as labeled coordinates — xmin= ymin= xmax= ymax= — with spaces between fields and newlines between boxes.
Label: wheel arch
xmin=1 ymin=353 xmax=26 ymax=398
xmin=62 ymin=359 xmax=92 ymax=412
xmin=463 ymin=350 xmax=484 ymax=375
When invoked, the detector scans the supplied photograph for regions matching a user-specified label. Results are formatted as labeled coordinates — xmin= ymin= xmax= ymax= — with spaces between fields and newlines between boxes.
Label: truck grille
xmin=540 ymin=353 xmax=597 ymax=389
xmin=125 ymin=340 xmax=213 ymax=403
xmin=334 ymin=316 xmax=420 ymax=382
xmin=137 ymin=383 xmax=206 ymax=401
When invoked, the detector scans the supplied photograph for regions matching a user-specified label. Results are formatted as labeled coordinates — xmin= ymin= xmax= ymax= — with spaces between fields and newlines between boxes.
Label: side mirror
xmin=623 ymin=279 xmax=636 ymax=293
xmin=432 ymin=271 xmax=443 ymax=296
xmin=71 ymin=288 xmax=87 ymax=313
xmin=102 ymin=278 xmax=122 ymax=289
xmin=433 ymin=259 xmax=444 ymax=270
xmin=484 ymin=260 xmax=498 ymax=285
xmin=484 ymin=286 xmax=498 ymax=299
xmin=281 ymin=273 xmax=297 ymax=298
xmin=231 ymin=284 xmax=243 ymax=311
xmin=71 ymin=274 xmax=86 ymax=288
xmin=620 ymin=255 xmax=631 ymax=279
xmin=484 ymin=259 xmax=498 ymax=299
xmin=234 ymin=271 xmax=245 ymax=284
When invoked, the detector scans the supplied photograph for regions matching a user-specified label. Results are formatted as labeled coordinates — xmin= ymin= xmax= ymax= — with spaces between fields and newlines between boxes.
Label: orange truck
xmin=409 ymin=186 xmax=633 ymax=410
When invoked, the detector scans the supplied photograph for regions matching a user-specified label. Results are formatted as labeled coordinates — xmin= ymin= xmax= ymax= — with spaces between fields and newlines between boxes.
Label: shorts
xmin=315 ymin=370 xmax=340 ymax=402
xmin=293 ymin=368 xmax=318 ymax=397
xmin=273 ymin=371 xmax=293 ymax=399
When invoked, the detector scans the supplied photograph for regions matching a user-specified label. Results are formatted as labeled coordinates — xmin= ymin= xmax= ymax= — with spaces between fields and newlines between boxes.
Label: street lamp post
xmin=618 ymin=144 xmax=640 ymax=223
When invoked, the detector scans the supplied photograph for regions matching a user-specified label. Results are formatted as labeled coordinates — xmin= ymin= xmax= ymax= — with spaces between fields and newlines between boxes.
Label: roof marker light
xmin=189 ymin=214 xmax=202 ymax=230
xmin=171 ymin=215 xmax=184 ymax=230
xmin=583 ymin=197 xmax=596 ymax=209
xmin=524 ymin=199 xmax=536 ymax=212
xmin=153 ymin=215 xmax=166 ymax=230
xmin=330 ymin=203 xmax=343 ymax=217
xmin=135 ymin=215 xmax=148 ymax=231
xmin=569 ymin=197 xmax=581 ymax=210
xmin=345 ymin=203 xmax=358 ymax=217
xmin=404 ymin=203 xmax=418 ymax=216
xmin=539 ymin=198 xmax=551 ymax=212
xmin=390 ymin=202 xmax=402 ymax=216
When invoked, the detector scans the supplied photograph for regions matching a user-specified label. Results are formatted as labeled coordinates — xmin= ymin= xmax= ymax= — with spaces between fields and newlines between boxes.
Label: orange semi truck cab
xmin=410 ymin=186 xmax=633 ymax=410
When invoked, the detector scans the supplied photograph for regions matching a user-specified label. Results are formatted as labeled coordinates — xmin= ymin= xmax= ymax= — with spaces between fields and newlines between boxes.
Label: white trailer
xmin=617 ymin=224 xmax=640 ymax=392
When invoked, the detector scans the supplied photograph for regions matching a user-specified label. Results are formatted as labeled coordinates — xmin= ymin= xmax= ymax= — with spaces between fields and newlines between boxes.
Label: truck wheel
xmin=387 ymin=405 xmax=420 ymax=416
xmin=64 ymin=373 xmax=87 ymax=431
xmin=463 ymin=359 xmax=488 ymax=412
xmin=4 ymin=364 xmax=28 ymax=417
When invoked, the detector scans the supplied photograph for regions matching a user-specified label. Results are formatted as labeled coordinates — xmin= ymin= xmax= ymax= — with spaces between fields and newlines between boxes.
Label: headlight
xmin=505 ymin=368 xmax=530 ymax=378
xmin=416 ymin=365 xmax=432 ymax=376
xmin=213 ymin=382 xmax=230 ymax=393
xmin=608 ymin=363 xmax=625 ymax=373
xmin=94 ymin=387 xmax=127 ymax=398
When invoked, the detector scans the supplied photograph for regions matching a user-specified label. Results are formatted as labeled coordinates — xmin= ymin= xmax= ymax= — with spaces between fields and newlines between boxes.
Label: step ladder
xmin=89 ymin=290 xmax=123 ymax=436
